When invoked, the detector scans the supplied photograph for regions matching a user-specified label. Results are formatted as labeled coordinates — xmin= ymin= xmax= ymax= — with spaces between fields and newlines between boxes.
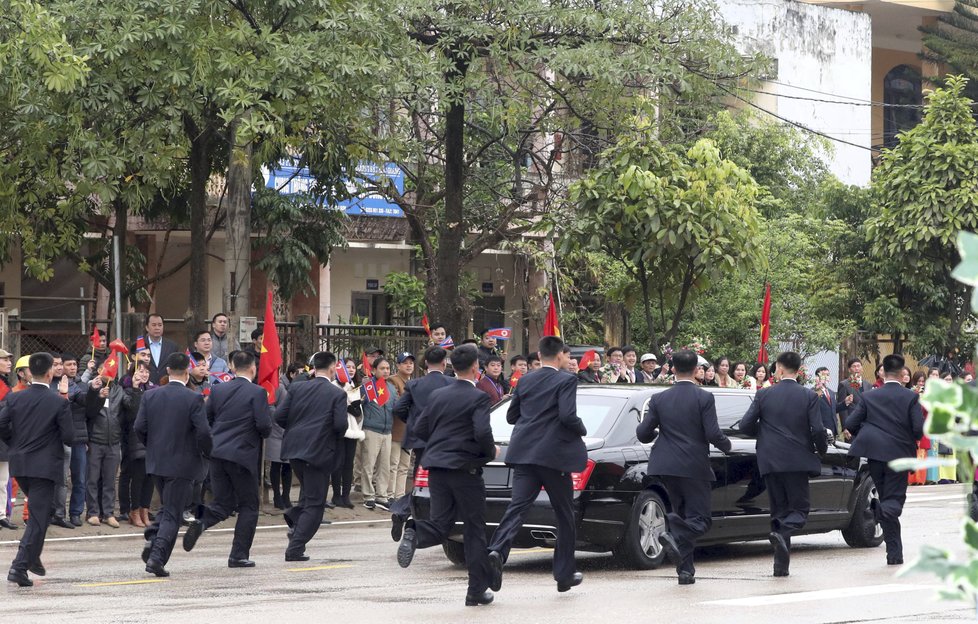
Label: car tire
xmin=841 ymin=473 xmax=884 ymax=548
xmin=442 ymin=540 xmax=467 ymax=567
xmin=612 ymin=489 xmax=668 ymax=570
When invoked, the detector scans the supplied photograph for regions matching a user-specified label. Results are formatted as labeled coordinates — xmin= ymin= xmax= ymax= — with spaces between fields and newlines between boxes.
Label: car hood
xmin=495 ymin=436 xmax=605 ymax=452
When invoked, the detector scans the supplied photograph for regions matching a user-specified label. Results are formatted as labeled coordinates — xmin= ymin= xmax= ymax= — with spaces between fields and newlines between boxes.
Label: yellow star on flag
xmin=378 ymin=387 xmax=385 ymax=396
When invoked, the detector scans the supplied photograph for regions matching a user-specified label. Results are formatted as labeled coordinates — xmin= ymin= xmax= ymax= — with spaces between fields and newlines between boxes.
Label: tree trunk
xmin=224 ymin=115 xmax=253 ymax=325
xmin=637 ymin=270 xmax=659 ymax=356
xmin=186 ymin=117 xmax=212 ymax=341
xmin=604 ymin=302 xmax=626 ymax=348
xmin=113 ymin=198 xmax=127 ymax=312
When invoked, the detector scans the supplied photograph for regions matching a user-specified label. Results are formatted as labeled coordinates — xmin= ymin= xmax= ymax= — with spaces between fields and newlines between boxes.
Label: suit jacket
xmin=277 ymin=376 xmax=348 ymax=473
xmin=505 ymin=366 xmax=587 ymax=472
xmin=0 ymin=384 xmax=74 ymax=483
xmin=146 ymin=337 xmax=180 ymax=385
xmin=577 ymin=369 xmax=600 ymax=384
xmin=817 ymin=388 xmax=839 ymax=434
xmin=414 ymin=379 xmax=496 ymax=470
xmin=739 ymin=379 xmax=827 ymax=476
xmin=846 ymin=381 xmax=924 ymax=462
xmin=836 ymin=378 xmax=873 ymax=426
xmin=207 ymin=377 xmax=272 ymax=472
xmin=476 ymin=375 xmax=506 ymax=405
xmin=637 ymin=381 xmax=731 ymax=481
xmin=135 ymin=382 xmax=212 ymax=480
xmin=393 ymin=371 xmax=454 ymax=450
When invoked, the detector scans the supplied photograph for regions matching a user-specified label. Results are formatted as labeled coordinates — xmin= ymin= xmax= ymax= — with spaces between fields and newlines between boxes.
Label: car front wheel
xmin=612 ymin=489 xmax=668 ymax=570
xmin=841 ymin=474 xmax=884 ymax=548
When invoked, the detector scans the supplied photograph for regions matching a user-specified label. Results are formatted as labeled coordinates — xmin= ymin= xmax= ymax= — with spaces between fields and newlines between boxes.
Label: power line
xmin=734 ymin=85 xmax=929 ymax=109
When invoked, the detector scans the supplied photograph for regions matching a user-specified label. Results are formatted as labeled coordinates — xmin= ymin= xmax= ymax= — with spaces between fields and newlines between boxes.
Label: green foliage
xmin=560 ymin=126 xmax=762 ymax=353
xmin=383 ymin=272 xmax=427 ymax=320
xmin=865 ymin=76 xmax=978 ymax=359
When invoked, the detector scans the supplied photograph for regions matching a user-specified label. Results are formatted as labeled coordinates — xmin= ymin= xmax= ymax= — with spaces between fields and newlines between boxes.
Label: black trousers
xmin=489 ymin=464 xmax=577 ymax=583
xmin=765 ymin=471 xmax=810 ymax=565
xmin=145 ymin=477 xmax=193 ymax=567
xmin=10 ymin=477 xmax=54 ymax=574
xmin=118 ymin=454 xmax=132 ymax=515
xmin=415 ymin=468 xmax=491 ymax=594
xmin=660 ymin=476 xmax=712 ymax=576
xmin=270 ymin=461 xmax=292 ymax=504
xmin=868 ymin=459 xmax=908 ymax=560
xmin=330 ymin=438 xmax=357 ymax=500
xmin=200 ymin=459 xmax=260 ymax=560
xmin=284 ymin=459 xmax=328 ymax=557
xmin=129 ymin=458 xmax=154 ymax=509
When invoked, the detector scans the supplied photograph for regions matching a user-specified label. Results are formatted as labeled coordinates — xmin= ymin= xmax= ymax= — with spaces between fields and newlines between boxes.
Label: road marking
xmin=508 ymin=548 xmax=550 ymax=557
xmin=77 ymin=579 xmax=169 ymax=588
xmin=702 ymin=583 xmax=939 ymax=607
xmin=287 ymin=564 xmax=354 ymax=572
xmin=0 ymin=519 xmax=391 ymax=546
xmin=905 ymin=495 xmax=968 ymax=504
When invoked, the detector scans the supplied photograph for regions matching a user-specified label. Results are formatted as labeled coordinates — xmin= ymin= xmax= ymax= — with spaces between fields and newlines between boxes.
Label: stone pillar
xmin=318 ymin=263 xmax=331 ymax=324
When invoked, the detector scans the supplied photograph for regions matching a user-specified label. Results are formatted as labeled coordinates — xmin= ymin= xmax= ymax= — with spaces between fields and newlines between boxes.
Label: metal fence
xmin=318 ymin=324 xmax=429 ymax=364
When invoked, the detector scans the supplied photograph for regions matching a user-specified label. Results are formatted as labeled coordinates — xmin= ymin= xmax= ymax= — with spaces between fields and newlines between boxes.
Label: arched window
xmin=882 ymin=65 xmax=922 ymax=149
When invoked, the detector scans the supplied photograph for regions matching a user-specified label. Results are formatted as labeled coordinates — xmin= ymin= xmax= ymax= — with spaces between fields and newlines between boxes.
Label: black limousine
xmin=412 ymin=385 xmax=882 ymax=569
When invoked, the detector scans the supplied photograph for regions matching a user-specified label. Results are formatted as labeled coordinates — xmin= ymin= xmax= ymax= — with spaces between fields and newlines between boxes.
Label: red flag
xmin=543 ymin=293 xmax=561 ymax=337
xmin=509 ymin=369 xmax=523 ymax=388
xmin=421 ymin=314 xmax=431 ymax=337
xmin=578 ymin=349 xmax=597 ymax=371
xmin=362 ymin=352 xmax=373 ymax=378
xmin=90 ymin=324 xmax=101 ymax=349
xmin=101 ymin=357 xmax=119 ymax=380
xmin=363 ymin=375 xmax=379 ymax=403
xmin=758 ymin=283 xmax=772 ymax=364
xmin=257 ymin=290 xmax=282 ymax=404
xmin=336 ymin=362 xmax=351 ymax=385
xmin=108 ymin=338 xmax=129 ymax=355
xmin=374 ymin=377 xmax=391 ymax=406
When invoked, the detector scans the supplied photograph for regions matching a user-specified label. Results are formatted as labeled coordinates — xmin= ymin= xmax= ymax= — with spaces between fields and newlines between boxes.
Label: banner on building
xmin=261 ymin=160 xmax=405 ymax=218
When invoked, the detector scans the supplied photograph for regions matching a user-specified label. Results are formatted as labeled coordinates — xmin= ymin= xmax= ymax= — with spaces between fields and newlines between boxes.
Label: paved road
xmin=0 ymin=485 xmax=972 ymax=623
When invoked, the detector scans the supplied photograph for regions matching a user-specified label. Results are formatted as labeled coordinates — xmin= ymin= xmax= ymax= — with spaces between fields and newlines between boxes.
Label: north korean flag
xmin=485 ymin=328 xmax=512 ymax=340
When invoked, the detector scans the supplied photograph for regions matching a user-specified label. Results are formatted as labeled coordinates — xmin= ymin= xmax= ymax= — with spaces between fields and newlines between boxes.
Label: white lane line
xmin=702 ymin=583 xmax=940 ymax=607
xmin=0 ymin=518 xmax=391 ymax=546
xmin=905 ymin=495 xmax=968 ymax=504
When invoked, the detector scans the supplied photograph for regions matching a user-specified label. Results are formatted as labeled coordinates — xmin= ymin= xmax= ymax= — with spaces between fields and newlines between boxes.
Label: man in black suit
xmin=135 ymin=352 xmax=212 ymax=577
xmin=813 ymin=366 xmax=840 ymax=435
xmin=396 ymin=345 xmax=497 ymax=606
xmin=144 ymin=313 xmax=180 ymax=385
xmin=276 ymin=351 xmax=348 ymax=562
xmin=183 ymin=351 xmax=271 ymax=567
xmin=837 ymin=357 xmax=873 ymax=439
xmin=390 ymin=347 xmax=454 ymax=537
xmin=0 ymin=353 xmax=74 ymax=587
xmin=846 ymin=353 xmax=924 ymax=565
xmin=739 ymin=351 xmax=827 ymax=577
xmin=637 ymin=350 xmax=731 ymax=585
xmin=488 ymin=336 xmax=587 ymax=593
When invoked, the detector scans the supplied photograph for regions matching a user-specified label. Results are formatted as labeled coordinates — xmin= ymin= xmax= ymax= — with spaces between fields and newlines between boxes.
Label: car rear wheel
xmin=841 ymin=474 xmax=884 ymax=548
xmin=612 ymin=489 xmax=668 ymax=570
xmin=442 ymin=540 xmax=467 ymax=567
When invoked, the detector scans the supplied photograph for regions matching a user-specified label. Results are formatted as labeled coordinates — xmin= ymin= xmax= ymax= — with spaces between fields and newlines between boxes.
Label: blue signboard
xmin=261 ymin=161 xmax=405 ymax=218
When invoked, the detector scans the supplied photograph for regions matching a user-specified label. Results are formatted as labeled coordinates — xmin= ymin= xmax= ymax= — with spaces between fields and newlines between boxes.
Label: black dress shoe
xmin=488 ymin=551 xmax=503 ymax=592
xmin=51 ymin=517 xmax=74 ymax=530
xmin=7 ymin=569 xmax=32 ymax=587
xmin=145 ymin=560 xmax=170 ymax=577
xmin=183 ymin=520 xmax=203 ymax=552
xmin=340 ymin=496 xmax=354 ymax=509
xmin=141 ymin=541 xmax=153 ymax=564
xmin=70 ymin=515 xmax=82 ymax=527
xmin=658 ymin=532 xmax=682 ymax=566
xmin=887 ymin=557 xmax=904 ymax=566
xmin=28 ymin=561 xmax=45 ymax=577
xmin=285 ymin=553 xmax=310 ymax=562
xmin=228 ymin=558 xmax=256 ymax=568
xmin=557 ymin=572 xmax=583 ymax=592
xmin=678 ymin=572 xmax=695 ymax=585
xmin=397 ymin=528 xmax=418 ymax=568
xmin=324 ymin=500 xmax=336 ymax=510
xmin=768 ymin=532 xmax=790 ymax=567
xmin=465 ymin=590 xmax=494 ymax=606
xmin=0 ymin=518 xmax=19 ymax=530
xmin=391 ymin=514 xmax=405 ymax=542
xmin=773 ymin=567 xmax=789 ymax=577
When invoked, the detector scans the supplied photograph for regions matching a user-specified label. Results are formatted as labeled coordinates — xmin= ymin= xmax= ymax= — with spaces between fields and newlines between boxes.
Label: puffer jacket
xmin=360 ymin=379 xmax=399 ymax=435
xmin=119 ymin=379 xmax=150 ymax=461
xmin=86 ymin=383 xmax=124 ymax=446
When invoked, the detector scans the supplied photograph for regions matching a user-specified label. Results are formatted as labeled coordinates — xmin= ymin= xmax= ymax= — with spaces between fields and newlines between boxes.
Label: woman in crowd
xmin=907 ymin=371 xmax=930 ymax=486
xmin=331 ymin=358 xmax=363 ymax=509
xmin=693 ymin=365 xmax=705 ymax=385
xmin=600 ymin=347 xmax=628 ymax=384
xmin=714 ymin=357 xmax=738 ymax=389
xmin=702 ymin=364 xmax=717 ymax=387
xmin=119 ymin=360 xmax=154 ymax=527
xmin=751 ymin=363 xmax=771 ymax=389
xmin=732 ymin=361 xmax=756 ymax=390
xmin=359 ymin=357 xmax=399 ymax=511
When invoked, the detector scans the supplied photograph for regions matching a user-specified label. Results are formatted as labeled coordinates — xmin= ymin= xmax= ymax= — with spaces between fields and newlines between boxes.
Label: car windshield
xmin=490 ymin=394 xmax=629 ymax=441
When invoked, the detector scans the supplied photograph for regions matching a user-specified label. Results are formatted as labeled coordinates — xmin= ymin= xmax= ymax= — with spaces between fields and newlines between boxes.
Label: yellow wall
xmin=872 ymin=47 xmax=922 ymax=151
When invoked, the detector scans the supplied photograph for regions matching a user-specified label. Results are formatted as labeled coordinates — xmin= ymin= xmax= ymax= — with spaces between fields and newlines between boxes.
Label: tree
xmin=351 ymin=0 xmax=747 ymax=338
xmin=865 ymin=75 xmax=978 ymax=359
xmin=560 ymin=128 xmax=762 ymax=355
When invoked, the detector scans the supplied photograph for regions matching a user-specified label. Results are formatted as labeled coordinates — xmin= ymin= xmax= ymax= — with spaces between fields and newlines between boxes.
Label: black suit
xmin=146 ymin=337 xmax=180 ymax=385
xmin=276 ymin=376 xmax=347 ymax=558
xmin=198 ymin=378 xmax=272 ymax=561
xmin=739 ymin=379 xmax=827 ymax=571
xmin=135 ymin=382 xmax=212 ymax=569
xmin=837 ymin=379 xmax=873 ymax=431
xmin=412 ymin=379 xmax=496 ymax=594
xmin=637 ymin=381 xmax=731 ymax=576
xmin=0 ymin=384 xmax=73 ymax=577
xmin=817 ymin=388 xmax=839 ymax=435
xmin=846 ymin=381 xmax=924 ymax=561
xmin=489 ymin=366 xmax=587 ymax=585
xmin=394 ymin=371 xmax=454 ymax=457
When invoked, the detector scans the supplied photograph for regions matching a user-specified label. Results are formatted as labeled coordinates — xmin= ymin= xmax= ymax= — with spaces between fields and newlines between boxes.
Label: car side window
xmin=715 ymin=394 xmax=754 ymax=431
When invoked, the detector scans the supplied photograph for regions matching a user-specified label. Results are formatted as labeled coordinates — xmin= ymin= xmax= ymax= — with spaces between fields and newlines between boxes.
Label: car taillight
xmin=571 ymin=459 xmax=596 ymax=492
xmin=414 ymin=467 xmax=429 ymax=488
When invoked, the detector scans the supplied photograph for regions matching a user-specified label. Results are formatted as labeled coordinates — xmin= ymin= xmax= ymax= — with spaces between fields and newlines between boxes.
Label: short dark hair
xmin=460 ymin=338 xmax=479 ymax=346
xmin=815 ymin=366 xmax=830 ymax=376
xmin=429 ymin=323 xmax=446 ymax=333
xmin=212 ymin=312 xmax=228 ymax=323
xmin=227 ymin=350 xmax=241 ymax=363
xmin=165 ymin=352 xmax=190 ymax=372
xmin=50 ymin=352 xmax=62 ymax=361
xmin=193 ymin=330 xmax=211 ymax=343
xmin=233 ymin=351 xmax=257 ymax=370
xmin=312 ymin=351 xmax=337 ymax=370
xmin=28 ymin=352 xmax=54 ymax=377
xmin=510 ymin=355 xmax=527 ymax=365
xmin=776 ymin=351 xmax=802 ymax=373
xmin=621 ymin=345 xmax=637 ymax=356
xmin=372 ymin=356 xmax=388 ymax=371
xmin=424 ymin=347 xmax=448 ymax=365
xmin=883 ymin=354 xmax=905 ymax=375
xmin=146 ymin=313 xmax=164 ymax=325
xmin=527 ymin=353 xmax=540 ymax=364
xmin=450 ymin=345 xmax=480 ymax=372
xmin=486 ymin=355 xmax=503 ymax=365
xmin=251 ymin=328 xmax=263 ymax=341
xmin=673 ymin=350 xmax=698 ymax=374
xmin=188 ymin=351 xmax=205 ymax=364
xmin=607 ymin=346 xmax=623 ymax=358
xmin=62 ymin=353 xmax=77 ymax=364
xmin=538 ymin=336 xmax=565 ymax=359
xmin=846 ymin=357 xmax=862 ymax=369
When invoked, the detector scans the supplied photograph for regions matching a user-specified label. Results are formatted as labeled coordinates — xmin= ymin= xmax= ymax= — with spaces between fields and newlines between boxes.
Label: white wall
xmin=718 ymin=0 xmax=873 ymax=186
